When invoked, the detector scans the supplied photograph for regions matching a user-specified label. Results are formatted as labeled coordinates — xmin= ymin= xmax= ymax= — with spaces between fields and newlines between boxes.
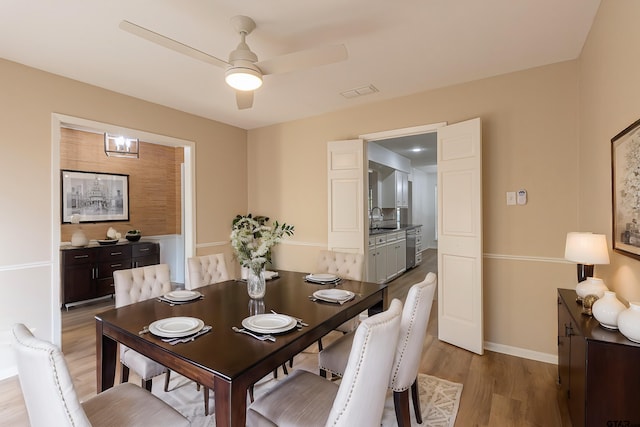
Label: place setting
xmin=309 ymin=288 xmax=356 ymax=305
xmin=233 ymin=312 xmax=307 ymax=342
xmin=140 ymin=316 xmax=212 ymax=345
xmin=157 ymin=289 xmax=204 ymax=306
xmin=304 ymin=273 xmax=342 ymax=285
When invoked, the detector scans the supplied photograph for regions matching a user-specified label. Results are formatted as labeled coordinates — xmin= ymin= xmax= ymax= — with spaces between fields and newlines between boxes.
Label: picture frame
xmin=612 ymin=118 xmax=640 ymax=260
xmin=61 ymin=170 xmax=129 ymax=223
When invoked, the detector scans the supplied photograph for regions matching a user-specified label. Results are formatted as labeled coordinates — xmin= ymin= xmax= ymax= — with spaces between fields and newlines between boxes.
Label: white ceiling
xmin=0 ymin=0 xmax=600 ymax=130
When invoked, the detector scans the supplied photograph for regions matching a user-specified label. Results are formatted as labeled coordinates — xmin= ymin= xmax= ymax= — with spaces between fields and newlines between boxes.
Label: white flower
xmin=230 ymin=214 xmax=294 ymax=274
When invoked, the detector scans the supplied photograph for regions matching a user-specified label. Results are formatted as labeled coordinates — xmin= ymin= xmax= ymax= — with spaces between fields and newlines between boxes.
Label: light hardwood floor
xmin=0 ymin=249 xmax=571 ymax=426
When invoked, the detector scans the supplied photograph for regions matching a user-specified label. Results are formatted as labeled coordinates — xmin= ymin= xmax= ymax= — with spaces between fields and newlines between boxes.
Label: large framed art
xmin=612 ymin=118 xmax=640 ymax=260
xmin=61 ymin=170 xmax=129 ymax=223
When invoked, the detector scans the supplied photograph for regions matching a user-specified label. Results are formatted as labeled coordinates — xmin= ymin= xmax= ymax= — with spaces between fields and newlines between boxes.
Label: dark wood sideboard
xmin=61 ymin=241 xmax=159 ymax=308
xmin=557 ymin=288 xmax=640 ymax=427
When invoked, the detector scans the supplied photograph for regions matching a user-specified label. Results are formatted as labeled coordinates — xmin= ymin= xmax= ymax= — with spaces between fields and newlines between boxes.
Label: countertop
xmin=368 ymin=224 xmax=421 ymax=236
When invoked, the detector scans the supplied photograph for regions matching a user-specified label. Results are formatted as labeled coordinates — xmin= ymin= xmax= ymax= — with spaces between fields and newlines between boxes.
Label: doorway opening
xmin=50 ymin=113 xmax=196 ymax=345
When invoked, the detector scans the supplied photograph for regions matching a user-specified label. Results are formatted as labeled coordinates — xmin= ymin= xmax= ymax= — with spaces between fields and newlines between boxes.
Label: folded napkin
xmin=305 ymin=275 xmax=342 ymax=285
xmin=264 ymin=270 xmax=279 ymax=280
xmin=157 ymin=296 xmax=202 ymax=305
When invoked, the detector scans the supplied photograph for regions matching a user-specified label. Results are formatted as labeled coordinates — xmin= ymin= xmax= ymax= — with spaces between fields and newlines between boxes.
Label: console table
xmin=557 ymin=288 xmax=640 ymax=426
xmin=61 ymin=241 xmax=159 ymax=308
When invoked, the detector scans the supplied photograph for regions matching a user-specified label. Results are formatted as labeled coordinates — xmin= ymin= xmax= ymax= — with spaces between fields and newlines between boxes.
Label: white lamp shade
xmin=564 ymin=232 xmax=610 ymax=264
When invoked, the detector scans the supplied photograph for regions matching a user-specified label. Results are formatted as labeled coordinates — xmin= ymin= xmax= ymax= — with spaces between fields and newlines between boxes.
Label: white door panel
xmin=437 ymin=117 xmax=483 ymax=355
xmin=327 ymin=140 xmax=366 ymax=254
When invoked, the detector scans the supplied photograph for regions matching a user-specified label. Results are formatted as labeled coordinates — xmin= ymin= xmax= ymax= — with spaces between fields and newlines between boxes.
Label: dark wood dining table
xmin=95 ymin=270 xmax=388 ymax=427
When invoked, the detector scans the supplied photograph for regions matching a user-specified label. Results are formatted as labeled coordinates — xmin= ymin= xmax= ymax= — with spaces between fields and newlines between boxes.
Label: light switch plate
xmin=506 ymin=192 xmax=516 ymax=205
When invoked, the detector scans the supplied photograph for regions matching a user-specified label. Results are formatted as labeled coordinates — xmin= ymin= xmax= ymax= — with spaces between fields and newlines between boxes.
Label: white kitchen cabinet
xmin=368 ymin=230 xmax=406 ymax=283
xmin=384 ymin=232 xmax=407 ymax=280
xmin=367 ymin=234 xmax=388 ymax=284
xmin=381 ymin=170 xmax=409 ymax=208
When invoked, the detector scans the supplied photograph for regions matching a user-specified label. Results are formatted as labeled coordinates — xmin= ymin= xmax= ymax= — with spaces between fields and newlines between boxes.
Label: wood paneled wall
xmin=60 ymin=128 xmax=182 ymax=242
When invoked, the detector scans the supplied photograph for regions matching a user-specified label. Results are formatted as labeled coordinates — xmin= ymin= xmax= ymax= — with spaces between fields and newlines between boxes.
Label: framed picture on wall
xmin=61 ymin=170 xmax=129 ymax=223
xmin=612 ymin=118 xmax=640 ymax=260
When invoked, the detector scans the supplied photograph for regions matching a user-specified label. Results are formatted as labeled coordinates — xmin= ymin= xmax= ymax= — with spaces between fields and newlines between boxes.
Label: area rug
xmin=153 ymin=369 xmax=462 ymax=427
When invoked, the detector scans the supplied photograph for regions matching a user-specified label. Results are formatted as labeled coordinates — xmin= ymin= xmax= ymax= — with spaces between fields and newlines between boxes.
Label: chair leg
xmin=163 ymin=370 xmax=171 ymax=392
xmin=249 ymin=385 xmax=255 ymax=403
xmin=317 ymin=338 xmax=324 ymax=351
xmin=393 ymin=389 xmax=411 ymax=427
xmin=411 ymin=378 xmax=423 ymax=424
xmin=203 ymin=387 xmax=210 ymax=416
xmin=197 ymin=383 xmax=201 ymax=391
xmin=289 ymin=357 xmax=293 ymax=368
xmin=273 ymin=368 xmax=278 ymax=379
xmin=120 ymin=364 xmax=130 ymax=383
xmin=281 ymin=363 xmax=288 ymax=375
xmin=143 ymin=378 xmax=153 ymax=392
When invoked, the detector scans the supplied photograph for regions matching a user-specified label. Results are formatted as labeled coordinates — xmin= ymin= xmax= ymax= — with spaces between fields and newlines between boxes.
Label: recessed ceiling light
xmin=411 ymin=148 xmax=423 ymax=152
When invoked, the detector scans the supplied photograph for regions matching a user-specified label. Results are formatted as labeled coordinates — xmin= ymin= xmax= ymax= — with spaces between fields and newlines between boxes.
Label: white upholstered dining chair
xmin=246 ymin=298 xmax=403 ymax=427
xmin=11 ymin=323 xmax=189 ymax=427
xmin=318 ymin=272 xmax=437 ymax=426
xmin=113 ymin=264 xmax=173 ymax=392
xmin=315 ymin=250 xmax=365 ymax=349
xmin=187 ymin=253 xmax=230 ymax=289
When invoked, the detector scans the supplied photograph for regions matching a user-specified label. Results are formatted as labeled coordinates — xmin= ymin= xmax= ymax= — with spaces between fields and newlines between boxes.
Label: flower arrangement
xmin=230 ymin=214 xmax=295 ymax=274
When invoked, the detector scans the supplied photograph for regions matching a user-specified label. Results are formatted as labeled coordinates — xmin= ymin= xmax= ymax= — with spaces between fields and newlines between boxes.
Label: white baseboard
xmin=484 ymin=341 xmax=557 ymax=365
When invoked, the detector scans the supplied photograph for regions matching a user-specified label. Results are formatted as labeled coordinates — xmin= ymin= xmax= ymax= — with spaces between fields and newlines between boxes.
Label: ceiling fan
xmin=119 ymin=16 xmax=348 ymax=110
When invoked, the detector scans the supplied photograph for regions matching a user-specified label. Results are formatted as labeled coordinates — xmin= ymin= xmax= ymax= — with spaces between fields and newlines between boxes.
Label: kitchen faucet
xmin=370 ymin=207 xmax=383 ymax=229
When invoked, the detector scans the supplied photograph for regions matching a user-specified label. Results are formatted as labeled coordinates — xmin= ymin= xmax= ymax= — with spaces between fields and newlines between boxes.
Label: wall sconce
xmin=104 ymin=133 xmax=139 ymax=158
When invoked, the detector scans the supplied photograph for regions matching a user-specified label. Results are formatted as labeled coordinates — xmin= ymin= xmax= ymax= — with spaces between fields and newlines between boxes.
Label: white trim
xmin=195 ymin=240 xmax=327 ymax=249
xmin=196 ymin=241 xmax=229 ymax=249
xmin=483 ymin=253 xmax=570 ymax=264
xmin=0 ymin=261 xmax=52 ymax=272
xmin=484 ymin=341 xmax=557 ymax=365
xmin=359 ymin=122 xmax=447 ymax=141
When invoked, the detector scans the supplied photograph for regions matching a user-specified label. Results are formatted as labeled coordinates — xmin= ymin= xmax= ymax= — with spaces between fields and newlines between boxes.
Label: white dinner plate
xmin=149 ymin=317 xmax=204 ymax=338
xmin=163 ymin=290 xmax=202 ymax=302
xmin=307 ymin=273 xmax=339 ymax=282
xmin=242 ymin=313 xmax=297 ymax=334
xmin=313 ymin=289 xmax=355 ymax=303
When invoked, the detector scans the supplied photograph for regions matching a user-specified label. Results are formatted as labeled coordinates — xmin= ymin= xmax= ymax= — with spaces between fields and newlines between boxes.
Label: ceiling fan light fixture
xmin=225 ymin=66 xmax=262 ymax=91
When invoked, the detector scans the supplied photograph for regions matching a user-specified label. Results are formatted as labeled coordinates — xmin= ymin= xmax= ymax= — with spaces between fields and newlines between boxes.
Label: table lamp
xmin=564 ymin=232 xmax=610 ymax=300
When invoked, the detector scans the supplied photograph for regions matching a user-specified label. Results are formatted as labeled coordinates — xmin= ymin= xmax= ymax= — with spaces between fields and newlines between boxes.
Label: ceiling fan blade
xmin=119 ymin=20 xmax=229 ymax=69
xmin=256 ymin=44 xmax=347 ymax=76
xmin=236 ymin=90 xmax=254 ymax=110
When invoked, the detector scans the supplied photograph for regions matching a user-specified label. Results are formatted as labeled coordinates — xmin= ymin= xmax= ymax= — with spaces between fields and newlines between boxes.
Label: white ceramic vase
xmin=592 ymin=291 xmax=626 ymax=329
xmin=71 ymin=229 xmax=88 ymax=247
xmin=575 ymin=277 xmax=608 ymax=300
xmin=618 ymin=302 xmax=640 ymax=343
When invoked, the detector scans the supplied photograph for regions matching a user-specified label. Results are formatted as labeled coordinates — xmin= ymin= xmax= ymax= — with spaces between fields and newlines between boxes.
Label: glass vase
xmin=247 ymin=266 xmax=266 ymax=299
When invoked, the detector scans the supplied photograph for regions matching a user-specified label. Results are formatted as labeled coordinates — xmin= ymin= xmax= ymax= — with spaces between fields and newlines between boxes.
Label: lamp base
xmin=576 ymin=263 xmax=594 ymax=283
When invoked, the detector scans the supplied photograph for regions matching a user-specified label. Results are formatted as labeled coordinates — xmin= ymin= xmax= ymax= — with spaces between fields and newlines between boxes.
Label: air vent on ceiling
xmin=340 ymin=84 xmax=379 ymax=99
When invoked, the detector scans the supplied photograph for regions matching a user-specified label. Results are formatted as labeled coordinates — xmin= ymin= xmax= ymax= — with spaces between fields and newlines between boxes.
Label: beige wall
xmin=248 ymin=61 xmax=581 ymax=358
xmin=579 ymin=0 xmax=640 ymax=302
xmin=0 ymin=58 xmax=246 ymax=367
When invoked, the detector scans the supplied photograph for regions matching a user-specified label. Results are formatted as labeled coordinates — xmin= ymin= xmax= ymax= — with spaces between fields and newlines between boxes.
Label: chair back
xmin=113 ymin=264 xmax=172 ymax=308
xmin=389 ymin=272 xmax=437 ymax=392
xmin=316 ymin=250 xmax=364 ymax=281
xmin=326 ymin=298 xmax=403 ymax=426
xmin=12 ymin=323 xmax=91 ymax=427
xmin=187 ymin=253 xmax=229 ymax=289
